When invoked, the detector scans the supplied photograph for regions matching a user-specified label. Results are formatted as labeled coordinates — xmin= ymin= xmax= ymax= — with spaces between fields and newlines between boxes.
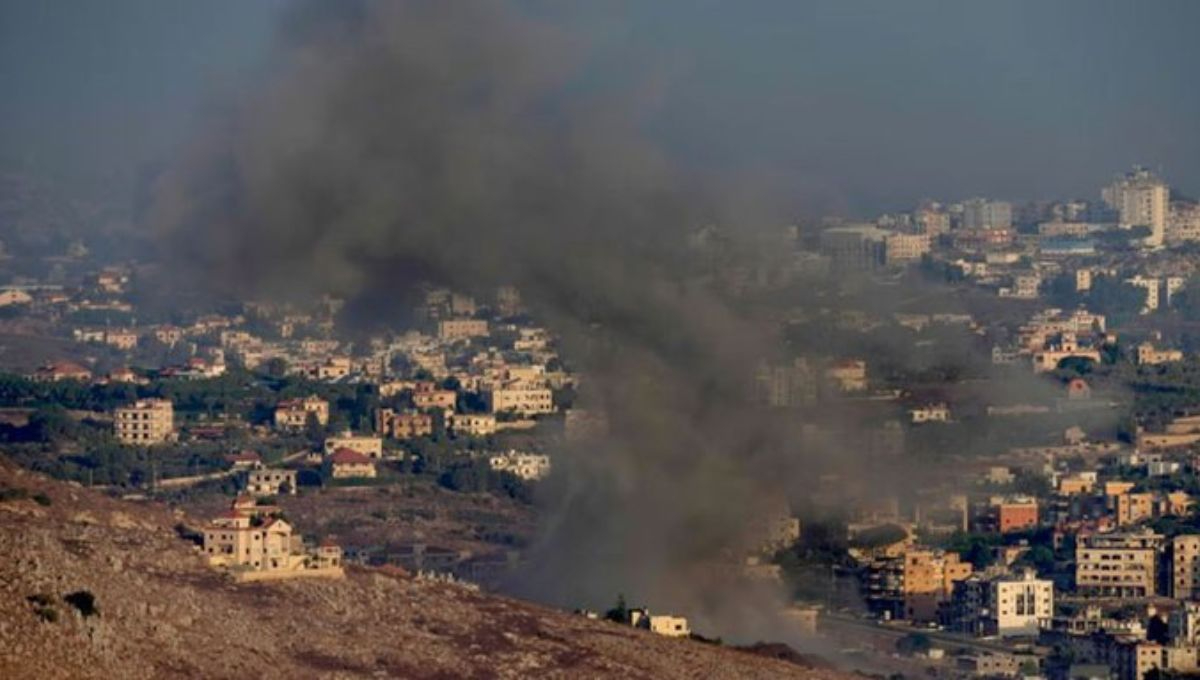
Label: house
xmin=326 ymin=448 xmax=378 ymax=479
xmin=274 ymin=395 xmax=330 ymax=431
xmin=483 ymin=385 xmax=555 ymax=416
xmin=30 ymin=361 xmax=92 ymax=383
xmin=201 ymin=510 xmax=343 ymax=581
xmin=323 ymin=433 xmax=384 ymax=459
xmin=413 ymin=389 xmax=456 ymax=411
xmin=910 ymin=403 xmax=950 ymax=424
xmin=245 ymin=465 xmax=298 ymax=496
xmin=376 ymin=408 xmax=434 ymax=439
xmin=488 ymin=450 xmax=550 ymax=481
xmin=628 ymin=609 xmax=691 ymax=638
xmin=450 ymin=413 xmax=497 ymax=437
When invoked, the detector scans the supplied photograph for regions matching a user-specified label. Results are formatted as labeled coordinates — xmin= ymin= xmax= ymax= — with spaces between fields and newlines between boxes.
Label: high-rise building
xmin=1102 ymin=167 xmax=1169 ymax=247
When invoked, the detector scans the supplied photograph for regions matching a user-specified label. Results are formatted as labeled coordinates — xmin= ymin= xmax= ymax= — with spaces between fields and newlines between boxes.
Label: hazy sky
xmin=3 ymin=0 xmax=1199 ymax=214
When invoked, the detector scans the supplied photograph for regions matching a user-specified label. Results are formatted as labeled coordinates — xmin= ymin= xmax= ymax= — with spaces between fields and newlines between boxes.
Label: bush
xmin=63 ymin=590 xmax=98 ymax=618
xmin=31 ymin=492 xmax=51 ymax=506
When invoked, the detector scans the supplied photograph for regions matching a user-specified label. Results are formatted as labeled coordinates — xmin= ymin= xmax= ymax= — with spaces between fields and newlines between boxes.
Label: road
xmin=820 ymin=612 xmax=1025 ymax=655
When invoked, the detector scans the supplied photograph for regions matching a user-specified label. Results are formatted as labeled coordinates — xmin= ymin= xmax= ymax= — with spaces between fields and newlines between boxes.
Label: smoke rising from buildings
xmin=147 ymin=0 xmax=1119 ymax=644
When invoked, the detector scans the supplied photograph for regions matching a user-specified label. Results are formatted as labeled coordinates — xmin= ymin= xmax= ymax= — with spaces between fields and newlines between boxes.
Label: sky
xmin=2 ymin=0 xmax=1199 ymax=215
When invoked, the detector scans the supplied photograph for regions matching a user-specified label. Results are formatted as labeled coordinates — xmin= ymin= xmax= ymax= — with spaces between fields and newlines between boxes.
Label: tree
xmin=605 ymin=594 xmax=628 ymax=623
xmin=1087 ymin=275 xmax=1147 ymax=327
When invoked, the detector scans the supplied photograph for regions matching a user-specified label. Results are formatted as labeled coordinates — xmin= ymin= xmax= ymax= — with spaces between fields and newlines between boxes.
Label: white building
xmin=1125 ymin=276 xmax=1161 ymax=312
xmin=245 ymin=466 xmax=298 ymax=496
xmin=949 ymin=569 xmax=1053 ymax=638
xmin=488 ymin=450 xmax=551 ymax=481
xmin=910 ymin=403 xmax=951 ymax=424
xmin=1103 ymin=167 xmax=1169 ymax=247
xmin=323 ymin=433 xmax=384 ymax=459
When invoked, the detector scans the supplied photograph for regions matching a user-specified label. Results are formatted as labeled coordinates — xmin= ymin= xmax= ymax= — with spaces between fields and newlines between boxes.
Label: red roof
xmin=329 ymin=448 xmax=372 ymax=465
xmin=226 ymin=451 xmax=261 ymax=463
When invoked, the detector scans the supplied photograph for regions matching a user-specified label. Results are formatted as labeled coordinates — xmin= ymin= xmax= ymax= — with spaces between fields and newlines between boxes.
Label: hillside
xmin=0 ymin=459 xmax=850 ymax=679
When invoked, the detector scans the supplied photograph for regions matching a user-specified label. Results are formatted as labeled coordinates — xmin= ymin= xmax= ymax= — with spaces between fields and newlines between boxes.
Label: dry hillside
xmin=0 ymin=458 xmax=853 ymax=679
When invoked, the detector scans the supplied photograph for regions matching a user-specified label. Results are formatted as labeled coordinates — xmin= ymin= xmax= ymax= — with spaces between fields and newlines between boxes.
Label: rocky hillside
xmin=0 ymin=459 xmax=851 ymax=679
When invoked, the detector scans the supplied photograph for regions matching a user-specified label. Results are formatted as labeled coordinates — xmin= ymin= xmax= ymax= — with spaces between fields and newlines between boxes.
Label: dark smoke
xmin=147 ymin=0 xmax=1092 ymax=646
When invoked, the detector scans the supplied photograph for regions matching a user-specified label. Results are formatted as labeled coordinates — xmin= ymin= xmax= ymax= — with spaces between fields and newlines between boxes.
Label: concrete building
xmin=484 ymin=385 xmax=555 ymax=416
xmin=323 ymin=433 xmax=384 ymax=459
xmin=909 ymin=403 xmax=950 ymax=424
xmin=413 ymin=389 xmax=457 ymax=411
xmin=326 ymin=448 xmax=378 ymax=479
xmin=1103 ymin=167 xmax=1169 ymax=247
xmin=1075 ymin=531 xmax=1163 ymax=597
xmin=1135 ymin=343 xmax=1183 ymax=366
xmin=819 ymin=224 xmax=888 ymax=271
xmin=449 ymin=413 xmax=497 ymax=437
xmin=245 ymin=466 xmax=298 ymax=496
xmin=865 ymin=548 xmax=973 ymax=621
xmin=884 ymin=233 xmax=932 ymax=265
xmin=274 ymin=395 xmax=329 ymax=431
xmin=961 ymin=198 xmax=1013 ymax=230
xmin=992 ymin=498 xmax=1039 ymax=534
xmin=376 ymin=409 xmax=434 ymax=439
xmin=488 ymin=450 xmax=551 ymax=481
xmin=1125 ymin=276 xmax=1161 ymax=312
xmin=437 ymin=318 xmax=489 ymax=341
xmin=203 ymin=513 xmax=300 ymax=571
xmin=826 ymin=359 xmax=868 ymax=392
xmin=755 ymin=358 xmax=816 ymax=408
xmin=1168 ymin=200 xmax=1200 ymax=243
xmin=947 ymin=569 xmax=1053 ymax=638
xmin=114 ymin=398 xmax=175 ymax=445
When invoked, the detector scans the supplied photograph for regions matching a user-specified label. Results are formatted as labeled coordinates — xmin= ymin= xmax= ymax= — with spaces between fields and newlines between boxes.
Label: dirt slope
xmin=0 ymin=459 xmax=853 ymax=679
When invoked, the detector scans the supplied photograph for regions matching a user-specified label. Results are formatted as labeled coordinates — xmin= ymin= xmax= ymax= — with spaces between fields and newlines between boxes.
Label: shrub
xmin=63 ymin=590 xmax=98 ymax=618
xmin=32 ymin=492 xmax=51 ymax=506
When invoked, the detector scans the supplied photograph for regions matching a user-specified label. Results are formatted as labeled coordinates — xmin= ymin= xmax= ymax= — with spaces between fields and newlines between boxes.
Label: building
xmin=437 ymin=318 xmax=489 ymax=341
xmin=819 ymin=224 xmax=888 ymax=271
xmin=1135 ymin=343 xmax=1183 ymax=366
xmin=1165 ymin=536 xmax=1200 ymax=600
xmin=993 ymin=498 xmax=1039 ymax=533
xmin=245 ymin=466 xmax=298 ymax=496
xmin=450 ymin=413 xmax=497 ymax=437
xmin=274 ymin=395 xmax=329 ymax=431
xmin=1075 ymin=531 xmax=1163 ymax=597
xmin=203 ymin=513 xmax=300 ymax=571
xmin=909 ymin=403 xmax=950 ymax=424
xmin=326 ymin=448 xmax=378 ymax=479
xmin=884 ymin=233 xmax=932 ymax=265
xmin=962 ymin=199 xmax=1013 ymax=230
xmin=114 ymin=399 xmax=175 ymax=445
xmin=864 ymin=548 xmax=973 ymax=621
xmin=413 ymin=389 xmax=457 ymax=411
xmin=1168 ymin=200 xmax=1200 ymax=243
xmin=1125 ymin=276 xmax=1160 ymax=312
xmin=628 ymin=609 xmax=691 ymax=638
xmin=488 ymin=450 xmax=551 ymax=481
xmin=947 ymin=569 xmax=1053 ymax=638
xmin=30 ymin=360 xmax=92 ymax=383
xmin=484 ymin=386 xmax=555 ymax=416
xmin=1103 ymin=167 xmax=1169 ymax=247
xmin=376 ymin=409 xmax=434 ymax=439
xmin=754 ymin=358 xmax=816 ymax=408
xmin=323 ymin=433 xmax=383 ymax=459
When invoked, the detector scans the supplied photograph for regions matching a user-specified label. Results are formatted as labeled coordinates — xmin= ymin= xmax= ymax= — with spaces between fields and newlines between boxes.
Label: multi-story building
xmin=203 ymin=513 xmax=300 ymax=571
xmin=825 ymin=359 xmax=868 ymax=393
xmin=1135 ymin=343 xmax=1183 ymax=366
xmin=437 ymin=318 xmax=489 ymax=341
xmin=1168 ymin=200 xmax=1200 ymax=243
xmin=413 ymin=389 xmax=457 ymax=411
xmin=864 ymin=548 xmax=973 ymax=621
xmin=376 ymin=409 xmax=434 ymax=439
xmin=1169 ymin=536 xmax=1200 ymax=600
xmin=961 ymin=198 xmax=1013 ymax=230
xmin=245 ymin=466 xmax=298 ymax=496
xmin=1103 ymin=167 xmax=1169 ymax=247
xmin=819 ymin=224 xmax=888 ymax=271
xmin=992 ymin=497 xmax=1039 ymax=533
xmin=449 ymin=413 xmax=497 ymax=437
xmin=1125 ymin=276 xmax=1161 ymax=312
xmin=1075 ymin=531 xmax=1163 ymax=597
xmin=884 ymin=233 xmax=932 ymax=265
xmin=114 ymin=398 xmax=175 ymax=445
xmin=274 ymin=395 xmax=329 ymax=431
xmin=325 ymin=448 xmax=377 ymax=479
xmin=946 ymin=569 xmax=1054 ymax=638
xmin=484 ymin=385 xmax=555 ymax=416
xmin=754 ymin=358 xmax=816 ymax=408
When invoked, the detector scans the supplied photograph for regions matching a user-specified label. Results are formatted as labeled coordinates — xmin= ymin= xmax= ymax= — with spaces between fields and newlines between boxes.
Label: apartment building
xmin=323 ymin=433 xmax=384 ymax=459
xmin=1075 ymin=531 xmax=1163 ymax=597
xmin=114 ymin=398 xmax=175 ymax=445
xmin=484 ymin=385 xmax=555 ymax=416
xmin=488 ymin=450 xmax=551 ymax=481
xmin=376 ymin=408 xmax=434 ymax=439
xmin=450 ymin=413 xmax=497 ymax=437
xmin=437 ymin=318 xmax=489 ymax=341
xmin=245 ymin=466 xmax=298 ymax=496
xmin=865 ymin=548 xmax=973 ymax=621
xmin=946 ymin=569 xmax=1054 ymax=638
